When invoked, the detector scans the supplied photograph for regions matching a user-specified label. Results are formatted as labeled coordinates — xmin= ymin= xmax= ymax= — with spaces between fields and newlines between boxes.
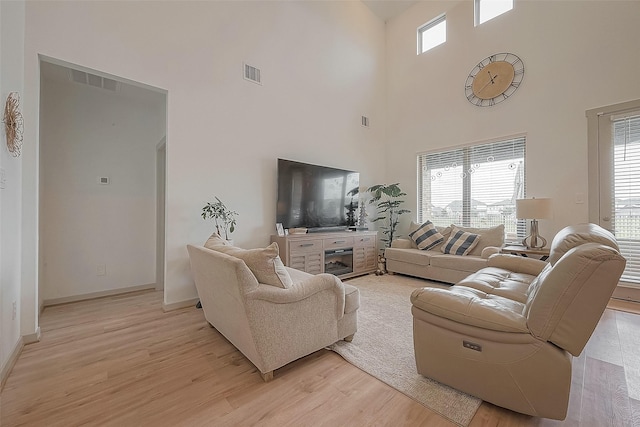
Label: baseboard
xmin=43 ymin=283 xmax=157 ymax=307
xmin=23 ymin=327 xmax=42 ymax=345
xmin=608 ymin=298 xmax=640 ymax=315
xmin=612 ymin=283 xmax=640 ymax=303
xmin=162 ymin=297 xmax=199 ymax=312
xmin=1 ymin=337 xmax=24 ymax=392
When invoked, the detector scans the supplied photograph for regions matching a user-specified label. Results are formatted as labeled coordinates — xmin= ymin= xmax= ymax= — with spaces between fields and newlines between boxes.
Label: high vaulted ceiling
xmin=362 ymin=0 xmax=418 ymax=22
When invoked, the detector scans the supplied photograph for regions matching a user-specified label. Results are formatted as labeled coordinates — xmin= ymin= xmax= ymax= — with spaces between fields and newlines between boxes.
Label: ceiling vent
xmin=244 ymin=63 xmax=262 ymax=85
xmin=70 ymin=69 xmax=119 ymax=92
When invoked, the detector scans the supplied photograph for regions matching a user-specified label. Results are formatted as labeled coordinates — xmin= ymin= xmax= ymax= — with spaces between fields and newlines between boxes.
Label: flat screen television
xmin=276 ymin=159 xmax=360 ymax=232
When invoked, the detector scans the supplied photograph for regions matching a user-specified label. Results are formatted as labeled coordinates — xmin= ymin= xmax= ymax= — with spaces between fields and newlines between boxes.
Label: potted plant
xmin=367 ymin=183 xmax=411 ymax=271
xmin=201 ymin=196 xmax=238 ymax=241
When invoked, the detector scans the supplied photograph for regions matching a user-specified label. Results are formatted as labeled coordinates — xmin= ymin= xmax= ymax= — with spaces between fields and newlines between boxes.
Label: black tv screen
xmin=277 ymin=159 xmax=360 ymax=231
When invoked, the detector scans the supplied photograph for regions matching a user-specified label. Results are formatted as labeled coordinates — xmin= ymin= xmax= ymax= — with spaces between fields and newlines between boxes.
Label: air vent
xmin=244 ymin=63 xmax=262 ymax=85
xmin=361 ymin=116 xmax=370 ymax=128
xmin=69 ymin=69 xmax=118 ymax=92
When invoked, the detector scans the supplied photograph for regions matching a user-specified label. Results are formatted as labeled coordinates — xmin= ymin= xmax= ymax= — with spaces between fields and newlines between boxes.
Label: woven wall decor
xmin=3 ymin=92 xmax=24 ymax=157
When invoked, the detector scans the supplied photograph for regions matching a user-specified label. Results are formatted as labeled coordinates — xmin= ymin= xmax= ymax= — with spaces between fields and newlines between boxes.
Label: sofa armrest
xmin=487 ymin=253 xmax=548 ymax=276
xmin=481 ymin=246 xmax=502 ymax=259
xmin=245 ymin=273 xmax=345 ymax=318
xmin=391 ymin=238 xmax=413 ymax=249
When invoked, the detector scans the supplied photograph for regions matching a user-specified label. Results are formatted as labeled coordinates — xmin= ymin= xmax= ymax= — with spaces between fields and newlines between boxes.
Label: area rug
xmin=329 ymin=274 xmax=481 ymax=426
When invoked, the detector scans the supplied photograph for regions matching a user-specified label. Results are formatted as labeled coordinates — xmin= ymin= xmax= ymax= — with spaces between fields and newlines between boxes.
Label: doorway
xmin=587 ymin=99 xmax=640 ymax=302
xmin=39 ymin=57 xmax=168 ymax=305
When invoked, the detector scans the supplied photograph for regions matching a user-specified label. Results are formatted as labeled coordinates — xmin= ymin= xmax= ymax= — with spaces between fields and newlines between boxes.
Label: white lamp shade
xmin=516 ymin=198 xmax=552 ymax=219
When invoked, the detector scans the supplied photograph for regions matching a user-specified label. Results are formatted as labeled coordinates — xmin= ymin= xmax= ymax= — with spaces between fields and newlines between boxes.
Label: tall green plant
xmin=367 ymin=183 xmax=411 ymax=250
xmin=201 ymin=196 xmax=238 ymax=240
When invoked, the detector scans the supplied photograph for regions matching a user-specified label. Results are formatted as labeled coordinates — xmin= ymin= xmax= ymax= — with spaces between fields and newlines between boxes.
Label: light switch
xmin=0 ymin=168 xmax=6 ymax=189
xmin=575 ymin=192 xmax=585 ymax=204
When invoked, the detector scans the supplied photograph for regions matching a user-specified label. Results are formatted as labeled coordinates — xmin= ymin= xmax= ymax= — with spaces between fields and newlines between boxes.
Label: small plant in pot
xmin=202 ymin=196 xmax=238 ymax=242
xmin=367 ymin=183 xmax=410 ymax=273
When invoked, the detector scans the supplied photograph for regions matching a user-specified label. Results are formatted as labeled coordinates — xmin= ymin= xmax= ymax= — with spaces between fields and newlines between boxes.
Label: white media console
xmin=271 ymin=230 xmax=378 ymax=279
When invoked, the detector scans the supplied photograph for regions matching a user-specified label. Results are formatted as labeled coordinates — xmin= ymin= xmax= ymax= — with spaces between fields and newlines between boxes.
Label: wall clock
xmin=465 ymin=53 xmax=524 ymax=107
xmin=3 ymin=92 xmax=24 ymax=157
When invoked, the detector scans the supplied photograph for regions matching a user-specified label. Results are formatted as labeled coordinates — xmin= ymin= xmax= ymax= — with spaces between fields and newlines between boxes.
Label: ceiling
xmin=362 ymin=0 xmax=418 ymax=22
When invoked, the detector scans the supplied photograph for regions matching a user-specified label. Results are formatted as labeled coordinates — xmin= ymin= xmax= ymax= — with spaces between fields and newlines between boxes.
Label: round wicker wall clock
xmin=465 ymin=53 xmax=524 ymax=107
xmin=3 ymin=92 xmax=24 ymax=157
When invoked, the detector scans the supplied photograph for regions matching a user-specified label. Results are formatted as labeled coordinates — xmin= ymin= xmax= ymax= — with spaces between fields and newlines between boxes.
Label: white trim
xmin=415 ymin=131 xmax=527 ymax=158
xmin=1 ymin=338 xmax=24 ymax=391
xmin=162 ymin=297 xmax=200 ymax=312
xmin=612 ymin=284 xmax=640 ymax=303
xmin=42 ymin=284 xmax=156 ymax=307
xmin=23 ymin=327 xmax=42 ymax=345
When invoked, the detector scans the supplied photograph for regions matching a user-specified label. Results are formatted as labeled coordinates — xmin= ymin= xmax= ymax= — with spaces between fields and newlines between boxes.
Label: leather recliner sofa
xmin=410 ymin=223 xmax=626 ymax=420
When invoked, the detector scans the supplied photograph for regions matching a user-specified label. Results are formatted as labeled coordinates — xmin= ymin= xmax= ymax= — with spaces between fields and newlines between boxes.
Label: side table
xmin=501 ymin=245 xmax=550 ymax=261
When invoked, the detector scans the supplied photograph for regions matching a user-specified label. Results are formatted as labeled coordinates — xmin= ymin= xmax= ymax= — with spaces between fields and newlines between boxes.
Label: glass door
xmin=592 ymin=103 xmax=640 ymax=290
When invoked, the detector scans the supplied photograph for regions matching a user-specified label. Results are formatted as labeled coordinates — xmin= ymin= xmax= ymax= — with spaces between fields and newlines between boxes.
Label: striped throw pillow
xmin=441 ymin=226 xmax=480 ymax=256
xmin=409 ymin=220 xmax=445 ymax=251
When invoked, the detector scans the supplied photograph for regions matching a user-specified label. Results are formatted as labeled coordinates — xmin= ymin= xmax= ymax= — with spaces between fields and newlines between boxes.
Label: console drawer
xmin=289 ymin=239 xmax=322 ymax=253
xmin=354 ymin=234 xmax=376 ymax=247
xmin=323 ymin=236 xmax=354 ymax=250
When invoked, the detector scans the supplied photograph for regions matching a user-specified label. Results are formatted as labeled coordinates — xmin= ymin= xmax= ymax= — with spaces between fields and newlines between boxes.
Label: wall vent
xmin=70 ymin=69 xmax=119 ymax=92
xmin=244 ymin=63 xmax=262 ymax=85
xmin=361 ymin=116 xmax=370 ymax=128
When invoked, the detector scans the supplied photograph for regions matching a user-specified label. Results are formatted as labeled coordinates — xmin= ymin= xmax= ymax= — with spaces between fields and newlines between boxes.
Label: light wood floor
xmin=1 ymin=290 xmax=639 ymax=427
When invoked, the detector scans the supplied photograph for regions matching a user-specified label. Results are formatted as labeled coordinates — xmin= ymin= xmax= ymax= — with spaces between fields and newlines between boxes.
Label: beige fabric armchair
xmin=410 ymin=224 xmax=626 ymax=419
xmin=187 ymin=243 xmax=359 ymax=381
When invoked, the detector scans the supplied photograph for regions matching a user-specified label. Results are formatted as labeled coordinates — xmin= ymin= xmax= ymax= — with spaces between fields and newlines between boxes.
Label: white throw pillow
xmin=212 ymin=242 xmax=293 ymax=289
xmin=203 ymin=233 xmax=232 ymax=249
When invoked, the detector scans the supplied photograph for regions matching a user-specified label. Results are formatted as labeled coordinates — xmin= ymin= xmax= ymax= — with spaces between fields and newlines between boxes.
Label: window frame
xmin=417 ymin=14 xmax=446 ymax=55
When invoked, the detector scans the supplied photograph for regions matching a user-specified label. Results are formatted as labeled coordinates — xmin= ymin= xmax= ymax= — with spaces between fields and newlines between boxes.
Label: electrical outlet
xmin=97 ymin=264 xmax=106 ymax=276
xmin=12 ymin=301 xmax=17 ymax=320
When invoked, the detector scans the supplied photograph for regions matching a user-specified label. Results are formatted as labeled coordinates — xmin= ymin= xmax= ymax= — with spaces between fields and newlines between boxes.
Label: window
xmin=475 ymin=0 xmax=513 ymax=26
xmin=417 ymin=136 xmax=526 ymax=240
xmin=418 ymin=14 xmax=446 ymax=54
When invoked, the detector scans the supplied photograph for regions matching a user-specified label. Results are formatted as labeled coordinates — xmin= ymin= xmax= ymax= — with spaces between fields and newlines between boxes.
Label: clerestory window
xmin=417 ymin=14 xmax=446 ymax=55
xmin=475 ymin=0 xmax=513 ymax=26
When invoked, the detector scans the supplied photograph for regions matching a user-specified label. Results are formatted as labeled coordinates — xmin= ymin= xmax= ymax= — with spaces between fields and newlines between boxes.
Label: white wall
xmin=22 ymin=1 xmax=387 ymax=310
xmin=0 ymin=0 xmax=25 ymax=380
xmin=386 ymin=0 xmax=640 ymax=239
xmin=39 ymin=73 xmax=166 ymax=301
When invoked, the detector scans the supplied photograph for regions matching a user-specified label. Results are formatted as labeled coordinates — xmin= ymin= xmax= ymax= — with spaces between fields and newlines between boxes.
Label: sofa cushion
xmin=547 ymin=223 xmax=619 ymax=265
xmin=212 ymin=242 xmax=293 ymax=289
xmin=384 ymin=247 xmax=437 ymax=266
xmin=409 ymin=220 xmax=445 ymax=250
xmin=344 ymin=283 xmax=360 ymax=314
xmin=430 ymin=254 xmax=488 ymax=273
xmin=441 ymin=227 xmax=480 ymax=255
xmin=204 ymin=232 xmax=233 ymax=249
xmin=457 ymin=266 xmax=536 ymax=304
xmin=453 ymin=224 xmax=505 ymax=256
xmin=410 ymin=286 xmax=528 ymax=333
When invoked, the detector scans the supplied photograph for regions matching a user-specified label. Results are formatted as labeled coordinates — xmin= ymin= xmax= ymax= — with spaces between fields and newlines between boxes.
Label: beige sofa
xmin=410 ymin=223 xmax=626 ymax=419
xmin=385 ymin=222 xmax=505 ymax=283
xmin=187 ymin=235 xmax=359 ymax=381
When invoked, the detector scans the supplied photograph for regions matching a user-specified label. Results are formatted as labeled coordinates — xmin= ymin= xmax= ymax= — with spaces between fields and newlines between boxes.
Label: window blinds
xmin=612 ymin=113 xmax=640 ymax=283
xmin=417 ymin=136 xmax=525 ymax=239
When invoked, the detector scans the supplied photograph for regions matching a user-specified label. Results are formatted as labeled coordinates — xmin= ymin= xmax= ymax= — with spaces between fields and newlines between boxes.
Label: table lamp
xmin=516 ymin=198 xmax=552 ymax=249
